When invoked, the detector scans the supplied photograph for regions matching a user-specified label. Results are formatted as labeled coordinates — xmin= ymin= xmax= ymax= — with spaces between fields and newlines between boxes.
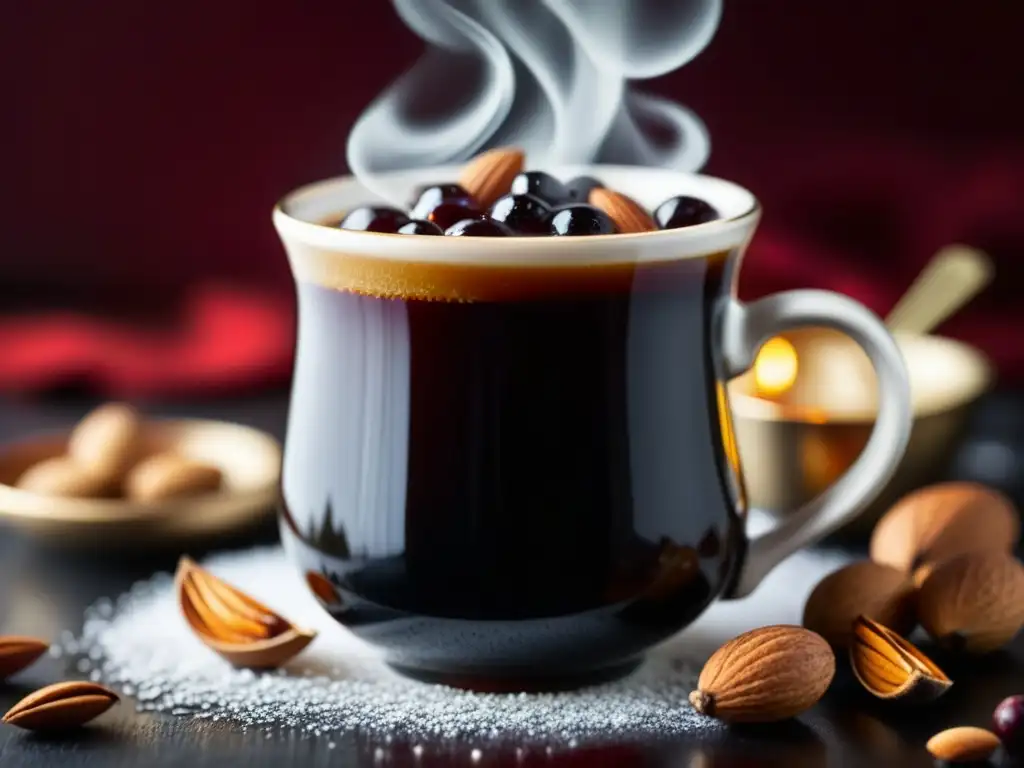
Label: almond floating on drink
xmin=125 ymin=452 xmax=224 ymax=502
xmin=457 ymin=147 xmax=525 ymax=209
xmin=589 ymin=188 xmax=658 ymax=234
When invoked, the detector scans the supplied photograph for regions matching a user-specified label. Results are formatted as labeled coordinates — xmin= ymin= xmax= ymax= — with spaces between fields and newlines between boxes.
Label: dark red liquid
xmin=280 ymin=251 xmax=747 ymax=689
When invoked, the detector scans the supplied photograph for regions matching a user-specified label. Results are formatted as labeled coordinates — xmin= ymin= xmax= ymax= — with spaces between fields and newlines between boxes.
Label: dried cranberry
xmin=654 ymin=196 xmax=719 ymax=229
xmin=339 ymin=206 xmax=410 ymax=233
xmin=488 ymin=194 xmax=551 ymax=235
xmin=548 ymin=204 xmax=616 ymax=236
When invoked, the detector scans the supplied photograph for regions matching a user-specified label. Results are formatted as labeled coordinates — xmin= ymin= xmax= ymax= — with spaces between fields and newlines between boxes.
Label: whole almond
xmin=457 ymin=147 xmax=524 ymax=208
xmin=589 ymin=188 xmax=657 ymax=233
xmin=926 ymin=726 xmax=1001 ymax=763
xmin=68 ymin=402 xmax=143 ymax=474
xmin=918 ymin=550 xmax=1024 ymax=654
xmin=0 ymin=636 xmax=49 ymax=679
xmin=3 ymin=681 xmax=118 ymax=732
xmin=125 ymin=452 xmax=224 ymax=502
xmin=870 ymin=482 xmax=1019 ymax=574
xmin=689 ymin=625 xmax=835 ymax=723
xmin=803 ymin=560 xmax=916 ymax=648
xmin=16 ymin=456 xmax=120 ymax=498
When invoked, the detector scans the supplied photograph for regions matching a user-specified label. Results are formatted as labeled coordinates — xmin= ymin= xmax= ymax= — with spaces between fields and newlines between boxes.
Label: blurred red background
xmin=1 ymin=1 xmax=1022 ymax=395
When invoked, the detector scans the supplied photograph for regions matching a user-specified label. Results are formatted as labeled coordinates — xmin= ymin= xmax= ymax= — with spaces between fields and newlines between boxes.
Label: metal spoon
xmin=885 ymin=244 xmax=993 ymax=335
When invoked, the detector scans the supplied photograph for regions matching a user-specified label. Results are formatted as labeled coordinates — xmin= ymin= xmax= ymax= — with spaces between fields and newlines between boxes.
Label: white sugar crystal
xmin=68 ymin=542 xmax=850 ymax=746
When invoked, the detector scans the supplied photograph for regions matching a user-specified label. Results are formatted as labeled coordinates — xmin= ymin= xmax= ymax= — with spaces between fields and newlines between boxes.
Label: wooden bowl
xmin=727 ymin=330 xmax=992 ymax=536
xmin=0 ymin=419 xmax=281 ymax=548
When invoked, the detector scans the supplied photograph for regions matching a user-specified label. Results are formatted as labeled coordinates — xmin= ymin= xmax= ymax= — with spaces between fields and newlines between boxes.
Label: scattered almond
xmin=457 ymin=147 xmax=524 ymax=208
xmin=870 ymin=482 xmax=1020 ymax=575
xmin=176 ymin=557 xmax=316 ymax=668
xmin=16 ymin=456 xmax=120 ymax=498
xmin=0 ymin=636 xmax=49 ymax=680
xmin=926 ymin=726 xmax=1001 ymax=763
xmin=917 ymin=550 xmax=1024 ymax=654
xmin=689 ymin=625 xmax=834 ymax=723
xmin=849 ymin=615 xmax=951 ymax=703
xmin=68 ymin=402 xmax=143 ymax=475
xmin=126 ymin=452 xmax=223 ymax=501
xmin=3 ymin=681 xmax=118 ymax=732
xmin=803 ymin=561 xmax=916 ymax=649
xmin=589 ymin=188 xmax=657 ymax=234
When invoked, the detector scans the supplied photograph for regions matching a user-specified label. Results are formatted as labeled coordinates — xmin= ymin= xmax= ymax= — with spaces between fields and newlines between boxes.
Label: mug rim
xmin=273 ymin=164 xmax=761 ymax=266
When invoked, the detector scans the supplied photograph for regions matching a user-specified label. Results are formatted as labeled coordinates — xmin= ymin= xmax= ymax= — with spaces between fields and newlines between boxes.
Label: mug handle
xmin=720 ymin=290 xmax=913 ymax=598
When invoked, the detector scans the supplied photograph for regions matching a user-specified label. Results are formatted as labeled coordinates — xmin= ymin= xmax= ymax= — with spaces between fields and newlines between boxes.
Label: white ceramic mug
xmin=274 ymin=165 xmax=912 ymax=687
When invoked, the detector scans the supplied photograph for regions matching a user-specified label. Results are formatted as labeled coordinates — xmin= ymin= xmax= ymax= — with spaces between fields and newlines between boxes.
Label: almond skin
xmin=0 ymin=636 xmax=49 ymax=680
xmin=803 ymin=560 xmax=916 ymax=648
xmin=870 ymin=482 xmax=1019 ymax=574
xmin=588 ymin=188 xmax=657 ymax=233
xmin=689 ymin=625 xmax=835 ymax=723
xmin=457 ymin=147 xmax=524 ymax=208
xmin=3 ymin=681 xmax=118 ymax=731
xmin=926 ymin=726 xmax=1001 ymax=762
xmin=125 ymin=452 xmax=223 ymax=501
xmin=918 ymin=550 xmax=1024 ymax=654
xmin=68 ymin=402 xmax=143 ymax=475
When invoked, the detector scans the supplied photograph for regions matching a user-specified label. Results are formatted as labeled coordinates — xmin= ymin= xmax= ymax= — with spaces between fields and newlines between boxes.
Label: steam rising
xmin=347 ymin=0 xmax=721 ymax=203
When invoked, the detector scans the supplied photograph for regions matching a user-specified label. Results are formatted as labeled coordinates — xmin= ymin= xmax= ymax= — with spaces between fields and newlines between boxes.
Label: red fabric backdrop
xmin=1 ymin=1 xmax=1022 ymax=395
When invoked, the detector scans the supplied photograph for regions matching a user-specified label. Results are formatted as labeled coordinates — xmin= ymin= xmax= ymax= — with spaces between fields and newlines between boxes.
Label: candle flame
xmin=754 ymin=337 xmax=799 ymax=398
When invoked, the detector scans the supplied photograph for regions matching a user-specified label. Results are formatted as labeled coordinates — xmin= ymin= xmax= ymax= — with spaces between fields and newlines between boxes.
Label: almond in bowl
xmin=0 ymin=404 xmax=280 ymax=548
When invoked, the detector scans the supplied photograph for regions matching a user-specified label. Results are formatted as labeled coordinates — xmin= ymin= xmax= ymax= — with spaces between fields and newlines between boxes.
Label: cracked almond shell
xmin=176 ymin=557 xmax=316 ymax=668
xmin=849 ymin=615 xmax=951 ymax=703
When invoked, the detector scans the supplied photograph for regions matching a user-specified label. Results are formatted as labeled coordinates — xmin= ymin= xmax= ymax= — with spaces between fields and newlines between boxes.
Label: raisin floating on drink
xmin=654 ymin=196 xmax=719 ymax=229
xmin=510 ymin=171 xmax=569 ymax=206
xmin=489 ymin=194 xmax=551 ymax=235
xmin=339 ymin=207 xmax=411 ymax=233
xmin=398 ymin=220 xmax=445 ymax=236
xmin=564 ymin=175 xmax=603 ymax=202
xmin=548 ymin=204 xmax=617 ymax=236
xmin=444 ymin=218 xmax=514 ymax=237
xmin=410 ymin=184 xmax=475 ymax=220
xmin=427 ymin=202 xmax=484 ymax=231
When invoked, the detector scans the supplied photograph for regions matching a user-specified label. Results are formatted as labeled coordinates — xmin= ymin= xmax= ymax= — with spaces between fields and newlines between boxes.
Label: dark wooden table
xmin=1 ymin=392 xmax=1023 ymax=768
